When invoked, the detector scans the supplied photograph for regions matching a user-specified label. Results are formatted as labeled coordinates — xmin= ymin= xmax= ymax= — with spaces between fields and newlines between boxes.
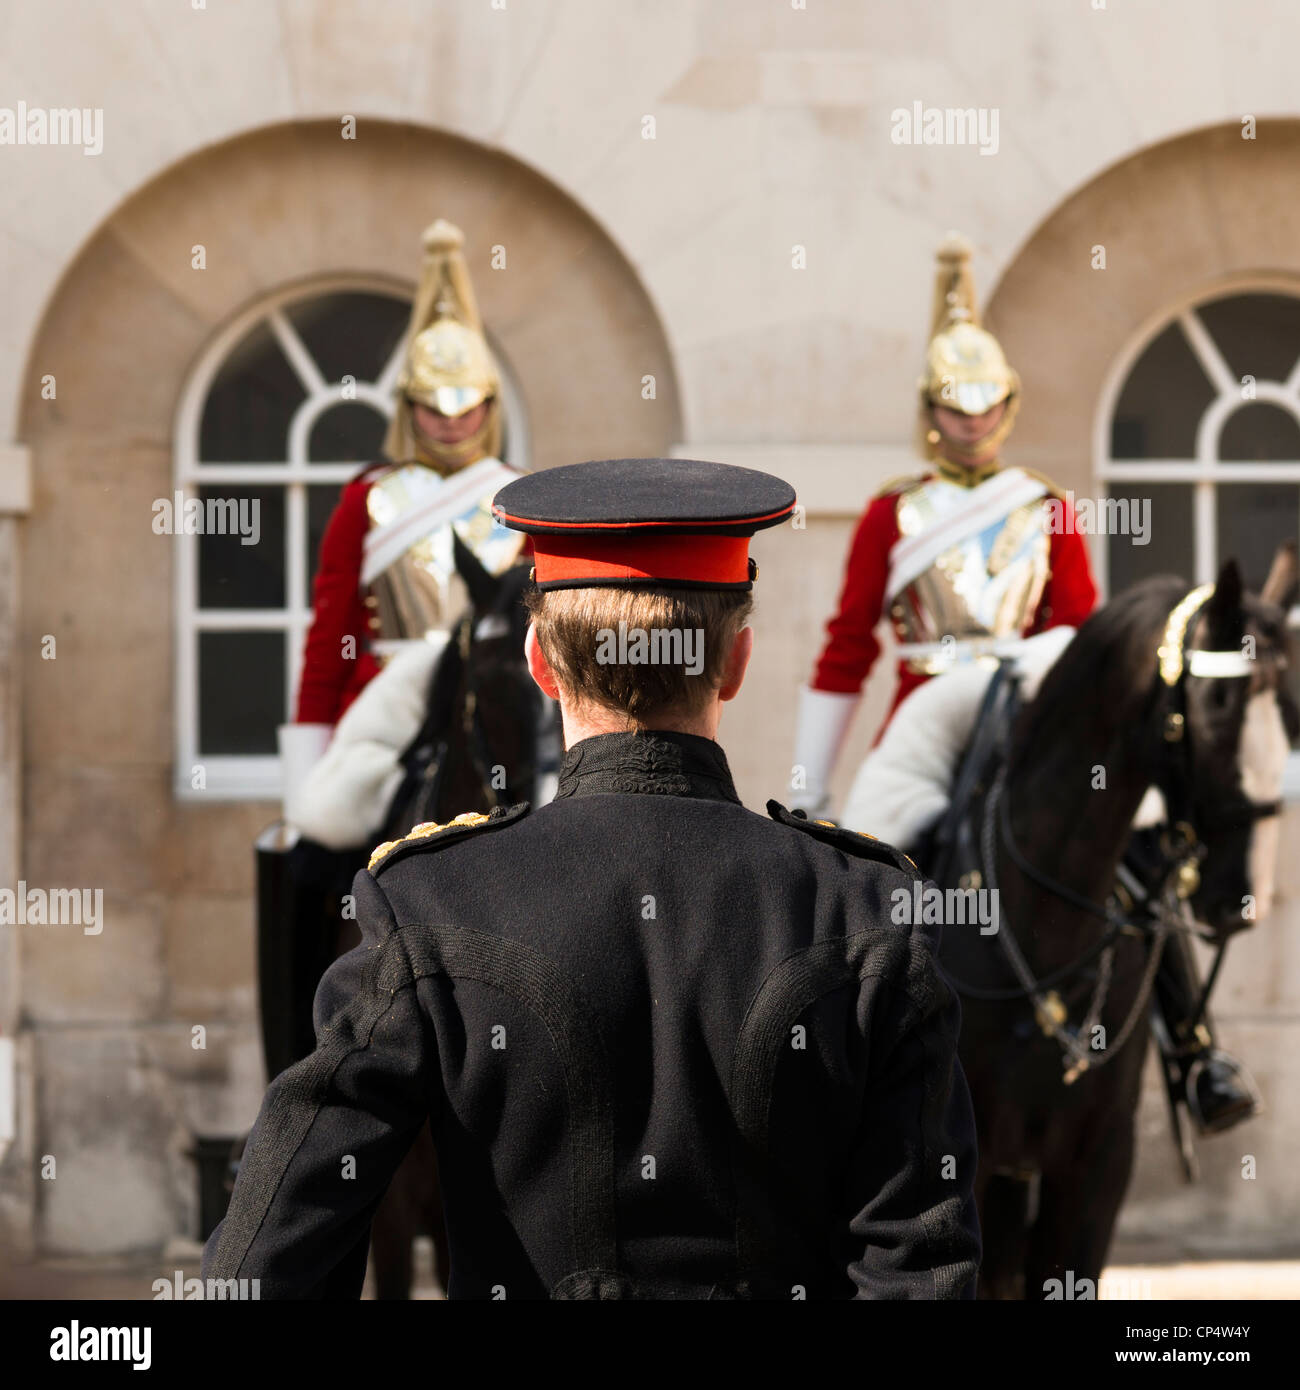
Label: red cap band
xmin=532 ymin=533 xmax=751 ymax=586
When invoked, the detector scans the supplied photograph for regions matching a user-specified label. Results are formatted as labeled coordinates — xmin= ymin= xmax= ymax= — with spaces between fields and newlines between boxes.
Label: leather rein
xmin=952 ymin=584 xmax=1281 ymax=1084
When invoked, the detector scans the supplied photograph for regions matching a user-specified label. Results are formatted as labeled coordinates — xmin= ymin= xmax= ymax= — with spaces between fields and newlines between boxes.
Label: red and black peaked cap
xmin=492 ymin=457 xmax=797 ymax=592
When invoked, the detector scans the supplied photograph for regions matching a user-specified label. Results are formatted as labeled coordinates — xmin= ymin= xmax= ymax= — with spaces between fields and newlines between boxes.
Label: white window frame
xmin=1093 ymin=273 xmax=1300 ymax=797
xmin=172 ymin=275 xmax=529 ymax=801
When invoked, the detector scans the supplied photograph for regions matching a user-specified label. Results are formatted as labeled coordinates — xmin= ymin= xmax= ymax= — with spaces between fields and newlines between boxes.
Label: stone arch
xmin=19 ymin=118 xmax=681 ymax=462
xmin=984 ymin=119 xmax=1300 ymax=498
xmin=10 ymin=119 xmax=680 ymax=1255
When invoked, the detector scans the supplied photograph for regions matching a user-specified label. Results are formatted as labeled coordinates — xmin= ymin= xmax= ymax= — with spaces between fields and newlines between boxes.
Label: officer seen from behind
xmin=205 ymin=457 xmax=981 ymax=1299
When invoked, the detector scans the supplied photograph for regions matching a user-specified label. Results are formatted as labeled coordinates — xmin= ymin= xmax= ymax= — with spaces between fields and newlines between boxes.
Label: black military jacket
xmin=204 ymin=730 xmax=980 ymax=1299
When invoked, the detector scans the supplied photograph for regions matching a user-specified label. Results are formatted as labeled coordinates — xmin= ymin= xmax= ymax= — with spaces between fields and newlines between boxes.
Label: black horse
xmin=932 ymin=553 xmax=1295 ymax=1299
xmin=360 ymin=540 xmax=552 ymax=1299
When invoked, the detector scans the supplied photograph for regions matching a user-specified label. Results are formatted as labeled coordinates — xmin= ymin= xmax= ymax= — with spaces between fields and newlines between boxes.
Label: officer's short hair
xmin=524 ymin=586 xmax=752 ymax=724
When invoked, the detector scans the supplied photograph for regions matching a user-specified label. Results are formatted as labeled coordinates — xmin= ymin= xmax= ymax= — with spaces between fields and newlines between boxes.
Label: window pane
xmin=1106 ymin=483 xmax=1193 ymax=595
xmin=1110 ymin=321 xmax=1215 ymax=459
xmin=198 ymin=631 xmax=284 ymax=755
xmin=1216 ymin=484 xmax=1300 ymax=593
xmin=309 ymin=404 xmax=388 ymax=463
xmin=1197 ymin=293 xmax=1300 ymax=385
xmin=285 ymin=292 xmax=409 ymax=386
xmin=1219 ymin=403 xmax=1300 ymax=462
xmin=307 ymin=483 xmax=345 ymax=598
xmin=197 ymin=486 xmax=285 ymax=609
xmin=199 ymin=319 xmax=305 ymax=462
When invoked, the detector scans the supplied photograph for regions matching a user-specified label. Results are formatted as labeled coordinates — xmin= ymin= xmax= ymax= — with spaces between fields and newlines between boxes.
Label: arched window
xmin=1097 ymin=282 xmax=1300 ymax=787
xmin=173 ymin=279 xmax=527 ymax=799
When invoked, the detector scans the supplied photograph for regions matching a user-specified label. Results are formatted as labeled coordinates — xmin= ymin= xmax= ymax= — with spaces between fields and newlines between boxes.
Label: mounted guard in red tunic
xmin=791 ymin=232 xmax=1096 ymax=818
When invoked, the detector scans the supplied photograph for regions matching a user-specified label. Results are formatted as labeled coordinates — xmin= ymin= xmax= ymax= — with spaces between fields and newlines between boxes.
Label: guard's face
xmin=932 ymin=400 xmax=1007 ymax=454
xmin=411 ymin=398 xmax=489 ymax=445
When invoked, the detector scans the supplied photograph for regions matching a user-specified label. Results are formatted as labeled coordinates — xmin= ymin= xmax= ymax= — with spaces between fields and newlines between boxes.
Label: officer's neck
xmin=559 ymin=699 xmax=722 ymax=749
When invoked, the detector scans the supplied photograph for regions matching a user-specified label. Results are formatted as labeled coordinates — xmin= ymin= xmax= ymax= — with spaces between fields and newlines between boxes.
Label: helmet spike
xmin=930 ymin=231 xmax=981 ymax=337
xmin=423 ymin=217 xmax=464 ymax=254
xmin=406 ymin=218 xmax=486 ymax=341
xmin=916 ymin=232 xmax=1021 ymax=467
xmin=383 ymin=219 xmax=502 ymax=470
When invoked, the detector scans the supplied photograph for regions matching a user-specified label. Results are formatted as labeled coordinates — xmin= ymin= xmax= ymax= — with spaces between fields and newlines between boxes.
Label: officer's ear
xmin=718 ymin=625 xmax=753 ymax=704
xmin=524 ymin=622 xmax=562 ymax=701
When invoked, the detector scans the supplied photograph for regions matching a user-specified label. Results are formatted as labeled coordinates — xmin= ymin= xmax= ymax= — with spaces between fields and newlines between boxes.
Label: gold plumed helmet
xmin=919 ymin=233 xmax=1020 ymax=465
xmin=383 ymin=219 xmax=503 ymax=472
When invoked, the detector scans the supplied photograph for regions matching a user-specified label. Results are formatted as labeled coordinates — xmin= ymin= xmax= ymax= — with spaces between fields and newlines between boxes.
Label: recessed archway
xmin=985 ymin=119 xmax=1300 ymax=499
xmin=9 ymin=118 xmax=681 ymax=1255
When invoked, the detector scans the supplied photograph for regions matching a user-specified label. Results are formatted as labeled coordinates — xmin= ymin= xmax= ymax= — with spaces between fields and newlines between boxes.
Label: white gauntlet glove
xmin=789 ymin=686 xmax=860 ymax=818
xmin=277 ymin=723 xmax=332 ymax=823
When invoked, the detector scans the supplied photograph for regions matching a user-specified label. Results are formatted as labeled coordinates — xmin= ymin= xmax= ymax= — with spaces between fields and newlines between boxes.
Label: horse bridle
xmin=392 ymin=606 xmax=529 ymax=828
xmin=967 ymin=582 xmax=1282 ymax=1084
xmin=1154 ymin=583 xmax=1282 ymax=846
xmin=458 ymin=608 xmax=531 ymax=810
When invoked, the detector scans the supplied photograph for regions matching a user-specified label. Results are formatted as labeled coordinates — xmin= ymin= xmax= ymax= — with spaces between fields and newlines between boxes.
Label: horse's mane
xmin=1010 ymin=574 xmax=1188 ymax=774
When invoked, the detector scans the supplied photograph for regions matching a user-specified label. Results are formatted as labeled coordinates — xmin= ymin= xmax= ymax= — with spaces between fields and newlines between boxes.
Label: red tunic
xmin=811 ymin=481 xmax=1099 ymax=726
xmin=295 ymin=463 xmax=534 ymax=726
xmin=295 ymin=467 xmax=387 ymax=726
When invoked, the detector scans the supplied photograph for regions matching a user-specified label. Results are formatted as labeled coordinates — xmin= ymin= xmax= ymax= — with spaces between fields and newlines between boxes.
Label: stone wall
xmin=2 ymin=0 xmax=1299 ymax=1260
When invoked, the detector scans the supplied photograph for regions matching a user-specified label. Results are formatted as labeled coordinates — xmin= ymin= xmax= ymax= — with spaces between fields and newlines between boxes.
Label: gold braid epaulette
xmin=368 ymin=811 xmax=492 ymax=873
xmin=815 ymin=817 xmax=916 ymax=867
xmin=819 ymin=816 xmax=919 ymax=873
xmin=767 ymin=800 xmax=920 ymax=874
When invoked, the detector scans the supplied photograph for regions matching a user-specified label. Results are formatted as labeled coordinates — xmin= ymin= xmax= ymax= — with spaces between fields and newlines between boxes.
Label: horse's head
xmin=448 ymin=530 xmax=547 ymax=803
xmin=1162 ymin=546 xmax=1297 ymax=938
xmin=452 ymin=528 xmax=534 ymax=654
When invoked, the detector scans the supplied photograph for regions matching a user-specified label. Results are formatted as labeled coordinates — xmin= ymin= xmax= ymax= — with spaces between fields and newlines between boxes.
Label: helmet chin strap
xmin=926 ymin=393 xmax=1020 ymax=482
xmin=409 ymin=397 xmax=501 ymax=473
